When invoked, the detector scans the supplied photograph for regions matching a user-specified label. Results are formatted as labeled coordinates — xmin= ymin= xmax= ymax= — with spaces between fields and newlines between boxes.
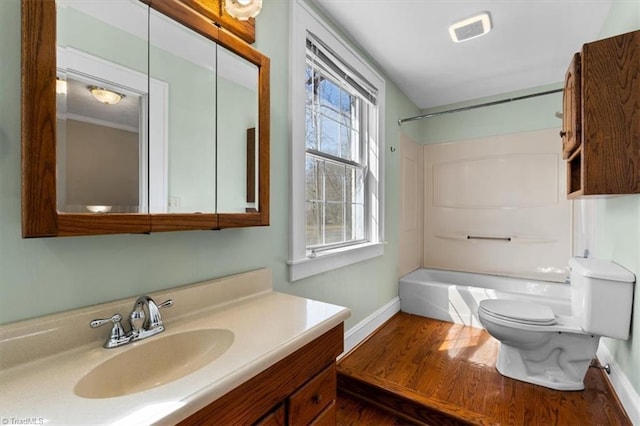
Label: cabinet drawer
xmin=288 ymin=364 xmax=336 ymax=425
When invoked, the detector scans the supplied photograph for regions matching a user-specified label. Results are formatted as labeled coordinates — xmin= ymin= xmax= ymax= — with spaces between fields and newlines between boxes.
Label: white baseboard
xmin=341 ymin=297 xmax=400 ymax=359
xmin=597 ymin=343 xmax=640 ymax=425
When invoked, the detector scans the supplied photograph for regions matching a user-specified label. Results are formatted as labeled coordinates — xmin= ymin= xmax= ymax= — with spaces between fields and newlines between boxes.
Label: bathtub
xmin=399 ymin=268 xmax=571 ymax=328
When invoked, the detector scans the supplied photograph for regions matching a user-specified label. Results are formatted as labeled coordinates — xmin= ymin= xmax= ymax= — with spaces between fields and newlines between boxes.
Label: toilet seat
xmin=478 ymin=298 xmax=598 ymax=391
xmin=479 ymin=299 xmax=557 ymax=326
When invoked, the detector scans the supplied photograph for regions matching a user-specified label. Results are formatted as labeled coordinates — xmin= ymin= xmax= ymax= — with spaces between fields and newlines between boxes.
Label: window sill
xmin=288 ymin=242 xmax=385 ymax=282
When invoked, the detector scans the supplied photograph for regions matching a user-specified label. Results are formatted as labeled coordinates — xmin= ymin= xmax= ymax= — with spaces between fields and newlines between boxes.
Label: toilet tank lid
xmin=569 ymin=257 xmax=636 ymax=283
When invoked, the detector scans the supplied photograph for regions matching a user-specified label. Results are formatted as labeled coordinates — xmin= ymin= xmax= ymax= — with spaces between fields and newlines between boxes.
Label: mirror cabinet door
xmin=56 ymin=0 xmax=149 ymax=215
xmin=149 ymin=8 xmax=217 ymax=215
xmin=216 ymin=44 xmax=259 ymax=213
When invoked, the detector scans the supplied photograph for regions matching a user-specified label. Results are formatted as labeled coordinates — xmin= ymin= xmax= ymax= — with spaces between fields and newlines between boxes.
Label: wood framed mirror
xmin=21 ymin=0 xmax=269 ymax=238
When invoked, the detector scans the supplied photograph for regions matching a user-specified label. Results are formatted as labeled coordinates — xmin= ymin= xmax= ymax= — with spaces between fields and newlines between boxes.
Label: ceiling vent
xmin=449 ymin=12 xmax=492 ymax=43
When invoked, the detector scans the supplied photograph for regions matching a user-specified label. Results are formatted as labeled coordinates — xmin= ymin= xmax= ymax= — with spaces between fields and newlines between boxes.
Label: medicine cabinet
xmin=562 ymin=29 xmax=639 ymax=198
xmin=21 ymin=0 xmax=270 ymax=237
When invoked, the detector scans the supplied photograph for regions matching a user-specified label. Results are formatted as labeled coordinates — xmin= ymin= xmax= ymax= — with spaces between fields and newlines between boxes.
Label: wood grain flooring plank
xmin=337 ymin=313 xmax=631 ymax=426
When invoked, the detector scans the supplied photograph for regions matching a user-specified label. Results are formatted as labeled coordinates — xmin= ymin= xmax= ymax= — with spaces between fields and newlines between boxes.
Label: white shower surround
xmin=422 ymin=128 xmax=572 ymax=283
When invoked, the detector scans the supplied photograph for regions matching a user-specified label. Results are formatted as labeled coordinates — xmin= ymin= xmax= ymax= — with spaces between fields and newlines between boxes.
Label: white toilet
xmin=478 ymin=257 xmax=635 ymax=391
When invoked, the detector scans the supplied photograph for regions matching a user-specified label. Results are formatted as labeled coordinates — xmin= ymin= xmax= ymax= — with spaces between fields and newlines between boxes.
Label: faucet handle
xmin=148 ymin=299 xmax=173 ymax=329
xmin=90 ymin=313 xmax=130 ymax=348
xmin=157 ymin=299 xmax=174 ymax=309
xmin=90 ymin=313 xmax=123 ymax=329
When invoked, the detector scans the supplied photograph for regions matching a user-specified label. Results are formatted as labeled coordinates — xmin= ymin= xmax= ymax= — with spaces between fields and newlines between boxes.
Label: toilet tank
xmin=569 ymin=257 xmax=635 ymax=339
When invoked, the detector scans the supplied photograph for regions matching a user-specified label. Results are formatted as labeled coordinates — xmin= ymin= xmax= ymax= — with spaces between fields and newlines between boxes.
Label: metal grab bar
xmin=467 ymin=235 xmax=512 ymax=242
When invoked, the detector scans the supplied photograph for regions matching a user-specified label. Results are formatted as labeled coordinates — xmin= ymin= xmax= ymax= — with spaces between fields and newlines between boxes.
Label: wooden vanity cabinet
xmin=563 ymin=29 xmax=640 ymax=198
xmin=179 ymin=324 xmax=343 ymax=426
xmin=255 ymin=404 xmax=285 ymax=426
xmin=286 ymin=363 xmax=337 ymax=425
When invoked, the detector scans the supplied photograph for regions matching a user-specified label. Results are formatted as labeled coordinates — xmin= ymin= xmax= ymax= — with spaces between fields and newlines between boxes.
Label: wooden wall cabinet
xmin=562 ymin=29 xmax=640 ymax=198
xmin=179 ymin=324 xmax=344 ymax=426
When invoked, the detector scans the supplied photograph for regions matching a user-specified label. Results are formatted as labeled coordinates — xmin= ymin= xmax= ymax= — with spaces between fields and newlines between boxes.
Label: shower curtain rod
xmin=397 ymin=88 xmax=564 ymax=126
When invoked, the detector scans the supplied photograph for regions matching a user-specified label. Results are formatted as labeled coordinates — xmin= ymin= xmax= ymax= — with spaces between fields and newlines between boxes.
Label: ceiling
xmin=313 ymin=0 xmax=613 ymax=110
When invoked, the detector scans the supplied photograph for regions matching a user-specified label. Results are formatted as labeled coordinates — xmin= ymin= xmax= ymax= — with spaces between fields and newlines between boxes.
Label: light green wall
xmin=593 ymin=0 xmax=640 ymax=396
xmin=0 ymin=0 xmax=419 ymax=332
xmin=420 ymin=82 xmax=563 ymax=145
xmin=597 ymin=196 xmax=640 ymax=393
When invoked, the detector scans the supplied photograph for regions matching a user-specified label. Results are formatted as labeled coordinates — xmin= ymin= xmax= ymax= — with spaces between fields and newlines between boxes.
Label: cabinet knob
xmin=312 ymin=394 xmax=323 ymax=404
xmin=559 ymin=130 xmax=567 ymax=138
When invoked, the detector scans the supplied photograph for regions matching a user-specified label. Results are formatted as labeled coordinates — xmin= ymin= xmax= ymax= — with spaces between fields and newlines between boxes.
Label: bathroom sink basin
xmin=74 ymin=329 xmax=234 ymax=399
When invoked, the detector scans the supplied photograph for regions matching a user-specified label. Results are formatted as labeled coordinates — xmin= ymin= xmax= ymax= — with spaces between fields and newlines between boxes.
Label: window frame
xmin=305 ymin=51 xmax=369 ymax=250
xmin=289 ymin=0 xmax=386 ymax=281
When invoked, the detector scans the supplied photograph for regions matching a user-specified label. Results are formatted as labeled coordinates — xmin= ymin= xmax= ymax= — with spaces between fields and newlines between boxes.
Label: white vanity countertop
xmin=0 ymin=269 xmax=351 ymax=425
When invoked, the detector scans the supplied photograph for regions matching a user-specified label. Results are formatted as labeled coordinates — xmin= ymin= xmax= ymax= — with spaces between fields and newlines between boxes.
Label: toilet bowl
xmin=479 ymin=300 xmax=599 ymax=390
xmin=478 ymin=257 xmax=635 ymax=391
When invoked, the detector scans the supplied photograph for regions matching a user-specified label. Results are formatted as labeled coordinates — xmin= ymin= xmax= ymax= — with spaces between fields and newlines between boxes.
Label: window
xmin=289 ymin=1 xmax=385 ymax=281
xmin=305 ymin=35 xmax=373 ymax=250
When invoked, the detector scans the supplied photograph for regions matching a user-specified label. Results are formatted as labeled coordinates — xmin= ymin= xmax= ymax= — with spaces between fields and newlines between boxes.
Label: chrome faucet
xmin=130 ymin=295 xmax=173 ymax=338
xmin=90 ymin=295 xmax=173 ymax=349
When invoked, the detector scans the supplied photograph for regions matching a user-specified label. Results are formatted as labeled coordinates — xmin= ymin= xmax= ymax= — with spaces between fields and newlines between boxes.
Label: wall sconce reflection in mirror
xmin=56 ymin=78 xmax=67 ymax=95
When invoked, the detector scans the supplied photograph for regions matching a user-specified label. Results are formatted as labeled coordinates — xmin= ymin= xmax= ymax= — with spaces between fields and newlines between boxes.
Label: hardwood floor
xmin=336 ymin=313 xmax=631 ymax=426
